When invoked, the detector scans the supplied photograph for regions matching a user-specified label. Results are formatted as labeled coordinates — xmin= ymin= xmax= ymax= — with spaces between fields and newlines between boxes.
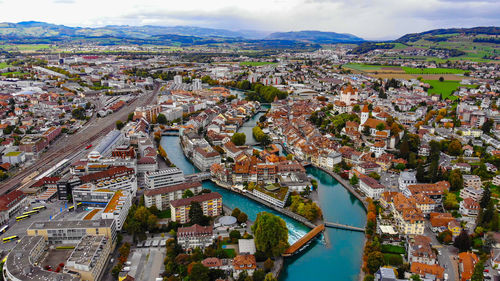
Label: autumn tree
xmin=448 ymin=139 xmax=462 ymax=156
xmin=252 ymin=212 xmax=289 ymax=257
xmin=231 ymin=133 xmax=246 ymax=146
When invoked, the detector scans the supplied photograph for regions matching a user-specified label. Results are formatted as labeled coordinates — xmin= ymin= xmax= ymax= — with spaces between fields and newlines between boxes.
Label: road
xmin=0 ymin=84 xmax=159 ymax=195
xmin=425 ymin=224 xmax=458 ymax=281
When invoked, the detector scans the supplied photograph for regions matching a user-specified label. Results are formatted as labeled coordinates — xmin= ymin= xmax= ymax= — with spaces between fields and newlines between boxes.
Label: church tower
xmin=361 ymin=104 xmax=369 ymax=124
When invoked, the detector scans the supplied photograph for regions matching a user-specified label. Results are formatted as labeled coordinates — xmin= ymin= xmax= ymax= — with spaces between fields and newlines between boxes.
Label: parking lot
xmin=0 ymin=199 xmax=72 ymax=253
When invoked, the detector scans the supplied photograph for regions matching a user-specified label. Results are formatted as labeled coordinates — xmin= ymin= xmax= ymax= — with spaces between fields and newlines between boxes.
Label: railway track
xmin=0 ymin=86 xmax=158 ymax=195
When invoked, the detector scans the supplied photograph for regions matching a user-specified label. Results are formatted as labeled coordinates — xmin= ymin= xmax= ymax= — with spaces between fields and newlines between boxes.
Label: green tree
xmin=453 ymin=230 xmax=471 ymax=252
xmin=482 ymin=119 xmax=494 ymax=134
xmin=366 ymin=251 xmax=384 ymax=274
xmin=480 ymin=185 xmax=491 ymax=209
xmin=471 ymin=261 xmax=484 ymax=281
xmin=448 ymin=169 xmax=463 ymax=191
xmin=376 ymin=123 xmax=385 ymax=131
xmin=252 ymin=212 xmax=289 ymax=257
xmin=350 ymin=174 xmax=359 ymax=185
xmin=183 ymin=189 xmax=194 ymax=198
xmin=400 ymin=140 xmax=410 ymax=160
xmin=157 ymin=113 xmax=167 ymax=124
xmin=231 ymin=133 xmax=247 ymax=146
xmin=264 ymin=273 xmax=277 ymax=281
xmin=116 ymin=120 xmax=124 ymax=130
xmin=410 ymin=275 xmax=422 ymax=281
xmin=253 ymin=269 xmax=267 ymax=281
xmin=128 ymin=112 xmax=134 ymax=121
xmin=364 ymin=275 xmax=375 ymax=281
xmin=189 ymin=201 xmax=205 ymax=225
xmin=189 ymin=262 xmax=210 ymax=281
xmin=362 ymin=126 xmax=371 ymax=136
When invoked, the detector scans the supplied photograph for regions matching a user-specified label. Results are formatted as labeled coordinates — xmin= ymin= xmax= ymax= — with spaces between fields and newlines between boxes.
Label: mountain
xmin=265 ymin=30 xmax=364 ymax=43
xmin=395 ymin=26 xmax=500 ymax=43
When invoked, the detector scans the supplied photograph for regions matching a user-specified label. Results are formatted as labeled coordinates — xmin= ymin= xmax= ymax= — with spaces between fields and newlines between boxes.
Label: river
xmin=159 ymin=96 xmax=365 ymax=281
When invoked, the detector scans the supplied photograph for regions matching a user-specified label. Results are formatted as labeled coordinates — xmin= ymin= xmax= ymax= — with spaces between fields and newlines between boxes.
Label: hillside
xmin=349 ymin=27 xmax=499 ymax=61
xmin=266 ymin=30 xmax=364 ymax=43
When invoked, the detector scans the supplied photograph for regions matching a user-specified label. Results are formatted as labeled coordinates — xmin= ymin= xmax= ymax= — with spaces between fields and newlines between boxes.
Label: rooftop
xmin=29 ymin=219 xmax=114 ymax=230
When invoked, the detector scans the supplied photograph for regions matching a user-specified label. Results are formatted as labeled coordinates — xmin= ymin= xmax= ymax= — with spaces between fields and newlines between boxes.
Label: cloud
xmin=0 ymin=0 xmax=498 ymax=39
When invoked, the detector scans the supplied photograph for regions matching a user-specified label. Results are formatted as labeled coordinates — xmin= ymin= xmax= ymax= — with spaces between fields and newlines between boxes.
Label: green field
xmin=424 ymin=80 xmax=477 ymax=100
xmin=240 ymin=61 xmax=277 ymax=66
xmin=381 ymin=244 xmax=405 ymax=255
xmin=343 ymin=63 xmax=397 ymax=71
xmin=0 ymin=62 xmax=10 ymax=69
xmin=402 ymin=67 xmax=465 ymax=75
xmin=1 ymin=71 xmax=29 ymax=77
xmin=0 ymin=44 xmax=52 ymax=51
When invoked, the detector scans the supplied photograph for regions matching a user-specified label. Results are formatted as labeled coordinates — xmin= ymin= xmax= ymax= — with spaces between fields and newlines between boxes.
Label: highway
xmin=0 ymin=84 xmax=159 ymax=195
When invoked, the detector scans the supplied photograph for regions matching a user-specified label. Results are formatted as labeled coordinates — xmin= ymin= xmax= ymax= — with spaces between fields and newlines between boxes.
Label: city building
xmin=144 ymin=181 xmax=202 ymax=211
xmin=0 ymin=190 xmax=27 ymax=225
xmin=359 ymin=175 xmax=385 ymax=199
xmin=145 ymin=168 xmax=185 ymax=189
xmin=170 ymin=192 xmax=222 ymax=224
xmin=27 ymin=219 xmax=117 ymax=245
xmin=463 ymin=175 xmax=482 ymax=190
xmin=177 ymin=224 xmax=214 ymax=250
xmin=460 ymin=186 xmax=484 ymax=202
xmin=193 ymin=146 xmax=221 ymax=171
xmin=65 ymin=235 xmax=112 ymax=281
xmin=232 ymin=254 xmax=257 ymax=278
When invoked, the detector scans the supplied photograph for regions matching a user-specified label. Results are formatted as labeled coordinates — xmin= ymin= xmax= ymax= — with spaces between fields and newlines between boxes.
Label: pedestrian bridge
xmin=283 ymin=224 xmax=325 ymax=257
xmin=324 ymin=222 xmax=365 ymax=232
xmin=185 ymin=172 xmax=211 ymax=181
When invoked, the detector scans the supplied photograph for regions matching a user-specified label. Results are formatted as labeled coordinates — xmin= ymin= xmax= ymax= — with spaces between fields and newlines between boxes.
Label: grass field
xmin=343 ymin=63 xmax=397 ymax=71
xmin=402 ymin=67 xmax=465 ymax=75
xmin=240 ymin=61 xmax=277 ymax=66
xmin=0 ymin=44 xmax=52 ymax=51
xmin=381 ymin=244 xmax=405 ymax=255
xmin=383 ymin=253 xmax=403 ymax=266
xmin=0 ymin=62 xmax=10 ymax=69
xmin=424 ymin=80 xmax=477 ymax=100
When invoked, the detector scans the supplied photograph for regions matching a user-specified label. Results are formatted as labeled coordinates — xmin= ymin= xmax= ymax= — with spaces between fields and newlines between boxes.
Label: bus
xmin=3 ymin=236 xmax=18 ymax=243
xmin=68 ymin=206 xmax=75 ymax=211
xmin=32 ymin=206 xmax=46 ymax=211
xmin=77 ymin=202 xmax=82 ymax=206
xmin=22 ymin=210 xmax=39 ymax=216
xmin=15 ymin=215 xmax=29 ymax=221
xmin=0 ymin=225 xmax=8 ymax=234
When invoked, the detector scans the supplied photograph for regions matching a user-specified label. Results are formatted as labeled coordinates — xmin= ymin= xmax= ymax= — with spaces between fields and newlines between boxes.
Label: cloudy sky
xmin=1 ymin=0 xmax=499 ymax=39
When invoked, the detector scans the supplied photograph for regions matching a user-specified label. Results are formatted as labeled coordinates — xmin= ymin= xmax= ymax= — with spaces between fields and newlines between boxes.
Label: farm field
xmin=402 ymin=67 xmax=465 ymax=74
xmin=240 ymin=61 xmax=277 ymax=66
xmin=343 ymin=63 xmax=398 ymax=71
xmin=0 ymin=44 xmax=52 ymax=51
xmin=368 ymin=73 xmax=463 ymax=81
xmin=424 ymin=80 xmax=477 ymax=100
xmin=0 ymin=62 xmax=11 ymax=69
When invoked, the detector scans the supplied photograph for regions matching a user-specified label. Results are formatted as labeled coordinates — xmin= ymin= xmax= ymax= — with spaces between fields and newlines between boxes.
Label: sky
xmin=0 ymin=0 xmax=499 ymax=39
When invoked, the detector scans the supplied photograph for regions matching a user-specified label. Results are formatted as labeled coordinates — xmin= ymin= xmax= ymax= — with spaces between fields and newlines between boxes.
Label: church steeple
xmin=361 ymin=104 xmax=369 ymax=124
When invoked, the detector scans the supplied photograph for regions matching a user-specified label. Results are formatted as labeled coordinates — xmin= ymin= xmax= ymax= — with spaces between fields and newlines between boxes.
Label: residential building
xmin=177 ymin=224 xmax=214 ymax=250
xmin=144 ymin=181 xmax=203 ymax=211
xmin=458 ymin=252 xmax=479 ymax=281
xmin=170 ymin=192 xmax=222 ymax=224
xmin=100 ymin=190 xmax=133 ymax=231
xmin=463 ymin=175 xmax=482 ymax=190
xmin=459 ymin=198 xmax=480 ymax=217
xmin=359 ymin=175 xmax=385 ymax=199
xmin=460 ymin=186 xmax=484 ymax=202
xmin=1 ymin=151 xmax=25 ymax=165
xmin=193 ymin=146 xmax=221 ymax=171
xmin=410 ymin=262 xmax=444 ymax=280
xmin=398 ymin=171 xmax=417 ymax=190
xmin=232 ymin=254 xmax=257 ymax=279
xmin=407 ymin=235 xmax=437 ymax=265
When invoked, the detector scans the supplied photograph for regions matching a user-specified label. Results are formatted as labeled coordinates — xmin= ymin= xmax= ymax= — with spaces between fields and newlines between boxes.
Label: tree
xmin=352 ymin=104 xmax=360 ymax=112
xmin=128 ymin=112 xmax=134 ymax=121
xmin=443 ymin=192 xmax=459 ymax=210
xmin=448 ymin=169 xmax=463 ymax=191
xmin=237 ymin=212 xmax=248 ymax=224
xmin=264 ymin=273 xmax=277 ymax=281
xmin=231 ymin=208 xmax=241 ymax=218
xmin=350 ymin=174 xmax=359 ymax=185
xmin=364 ymin=275 xmax=375 ymax=281
xmin=189 ymin=201 xmax=205 ymax=225
xmin=448 ymin=140 xmax=462 ymax=156
xmin=253 ymin=269 xmax=267 ymax=281
xmin=482 ymin=119 xmax=494 ymax=134
xmin=366 ymin=251 xmax=384 ymax=274
xmin=376 ymin=123 xmax=385 ymax=131
xmin=183 ymin=189 xmax=194 ymax=198
xmin=229 ymin=230 xmax=241 ymax=241
xmin=362 ymin=126 xmax=371 ymax=136
xmin=263 ymin=258 xmax=274 ymax=272
xmin=410 ymin=275 xmax=422 ymax=281
xmin=252 ymin=212 xmax=289 ymax=257
xmin=453 ymin=230 xmax=471 ymax=252
xmin=439 ymin=76 xmax=444 ymax=82
xmin=437 ymin=230 xmax=453 ymax=244
xmin=157 ymin=113 xmax=167 ymax=124
xmin=116 ymin=120 xmax=124 ymax=130
xmin=400 ymin=140 xmax=410 ymax=160
xmin=480 ymin=185 xmax=491 ymax=209
xmin=231 ymin=133 xmax=246 ymax=146
xmin=189 ymin=262 xmax=210 ymax=281
xmin=471 ymin=261 xmax=484 ymax=281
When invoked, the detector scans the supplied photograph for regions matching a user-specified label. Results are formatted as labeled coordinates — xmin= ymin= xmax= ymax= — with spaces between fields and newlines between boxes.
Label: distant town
xmin=0 ymin=40 xmax=498 ymax=281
